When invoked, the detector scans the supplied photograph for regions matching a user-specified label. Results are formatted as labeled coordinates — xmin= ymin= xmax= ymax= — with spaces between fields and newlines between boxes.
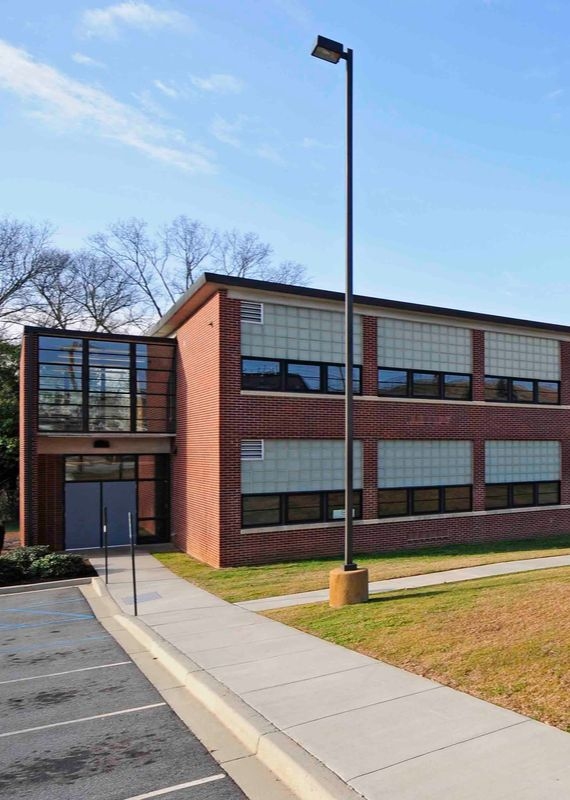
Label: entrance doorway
xmin=65 ymin=480 xmax=136 ymax=549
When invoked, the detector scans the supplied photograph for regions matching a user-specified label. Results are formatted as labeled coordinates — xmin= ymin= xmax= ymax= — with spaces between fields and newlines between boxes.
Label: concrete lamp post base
xmin=329 ymin=567 xmax=369 ymax=608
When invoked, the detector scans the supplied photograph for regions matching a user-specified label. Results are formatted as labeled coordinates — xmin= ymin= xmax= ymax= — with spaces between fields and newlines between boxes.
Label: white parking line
xmin=0 ymin=660 xmax=131 ymax=685
xmin=0 ymin=702 xmax=166 ymax=738
xmin=123 ymin=775 xmax=226 ymax=800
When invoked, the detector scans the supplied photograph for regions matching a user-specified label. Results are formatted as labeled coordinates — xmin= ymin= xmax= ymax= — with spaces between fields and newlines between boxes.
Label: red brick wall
xmin=171 ymin=292 xmax=222 ymax=566
xmin=19 ymin=334 xmax=38 ymax=546
xmin=212 ymin=307 xmax=570 ymax=566
xmin=37 ymin=455 xmax=64 ymax=550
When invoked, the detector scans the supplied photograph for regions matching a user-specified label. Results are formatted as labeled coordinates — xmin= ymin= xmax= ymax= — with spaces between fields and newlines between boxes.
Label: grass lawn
xmin=153 ymin=534 xmax=570 ymax=603
xmin=265 ymin=566 xmax=570 ymax=731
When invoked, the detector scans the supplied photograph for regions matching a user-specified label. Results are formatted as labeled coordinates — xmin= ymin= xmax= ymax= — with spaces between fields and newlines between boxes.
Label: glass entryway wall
xmin=38 ymin=335 xmax=175 ymax=433
xmin=64 ymin=454 xmax=170 ymax=544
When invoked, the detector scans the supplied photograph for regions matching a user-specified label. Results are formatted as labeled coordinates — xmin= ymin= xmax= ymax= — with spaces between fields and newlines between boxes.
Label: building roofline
xmin=23 ymin=325 xmax=174 ymax=344
xmin=149 ymin=272 xmax=570 ymax=337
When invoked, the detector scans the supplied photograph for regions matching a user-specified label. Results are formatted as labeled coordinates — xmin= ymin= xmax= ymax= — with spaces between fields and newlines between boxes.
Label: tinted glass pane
xmin=39 ymin=338 xmax=83 ymax=365
xmin=378 ymin=488 xmax=408 ymax=517
xmin=39 ymin=390 xmax=83 ymax=406
xmin=484 ymin=376 xmax=509 ymax=402
xmin=537 ymin=481 xmax=560 ymax=505
xmin=89 ymin=352 xmax=131 ymax=368
xmin=65 ymin=455 xmax=135 ymax=481
xmin=39 ymin=412 xmax=83 ymax=432
xmin=89 ymin=393 xmax=130 ymax=409
xmin=138 ymin=518 xmax=168 ymax=542
xmin=326 ymin=366 xmax=361 ymax=394
xmin=286 ymin=363 xmax=321 ymax=392
xmin=444 ymin=485 xmax=472 ymax=512
xmin=39 ymin=365 xmax=82 ymax=391
xmin=512 ymin=482 xmax=534 ymax=507
xmin=326 ymin=490 xmax=362 ymax=520
xmin=512 ymin=379 xmax=534 ymax=403
xmin=443 ymin=374 xmax=471 ymax=400
xmin=413 ymin=487 xmax=440 ymax=514
xmin=241 ymin=359 xmax=281 ymax=390
xmin=89 ymin=367 xmax=130 ymax=393
xmin=412 ymin=372 xmax=439 ymax=398
xmin=88 ymin=406 xmax=131 ymax=432
xmin=89 ymin=340 xmax=129 ymax=354
xmin=286 ymin=493 xmax=322 ymax=523
xmin=378 ymin=369 xmax=408 ymax=397
xmin=485 ymin=484 xmax=509 ymax=510
xmin=242 ymin=495 xmax=281 ymax=527
xmin=135 ymin=343 xmax=174 ymax=370
xmin=138 ymin=480 xmax=169 ymax=520
xmin=538 ymin=381 xmax=559 ymax=405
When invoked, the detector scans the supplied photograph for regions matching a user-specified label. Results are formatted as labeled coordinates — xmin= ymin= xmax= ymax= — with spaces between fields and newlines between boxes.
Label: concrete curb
xmin=0 ymin=575 xmax=93 ymax=595
xmin=89 ymin=576 xmax=361 ymax=800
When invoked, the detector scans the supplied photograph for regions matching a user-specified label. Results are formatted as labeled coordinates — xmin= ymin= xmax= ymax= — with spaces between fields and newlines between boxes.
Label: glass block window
xmin=378 ymin=440 xmax=472 ymax=488
xmin=485 ymin=441 xmax=560 ymax=483
xmin=485 ymin=332 xmax=559 ymax=380
xmin=378 ymin=318 xmax=471 ymax=373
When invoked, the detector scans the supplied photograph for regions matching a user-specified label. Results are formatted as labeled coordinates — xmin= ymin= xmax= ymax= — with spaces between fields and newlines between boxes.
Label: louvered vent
xmin=241 ymin=301 xmax=263 ymax=324
xmin=241 ymin=439 xmax=264 ymax=460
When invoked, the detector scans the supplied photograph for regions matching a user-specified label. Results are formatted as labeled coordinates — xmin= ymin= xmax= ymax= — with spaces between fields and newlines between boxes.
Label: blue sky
xmin=2 ymin=1 xmax=570 ymax=322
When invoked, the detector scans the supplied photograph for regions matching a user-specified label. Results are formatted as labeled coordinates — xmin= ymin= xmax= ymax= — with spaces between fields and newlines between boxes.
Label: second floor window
xmin=242 ymin=357 xmax=362 ymax=395
xmin=378 ymin=368 xmax=472 ymax=401
xmin=484 ymin=376 xmax=560 ymax=405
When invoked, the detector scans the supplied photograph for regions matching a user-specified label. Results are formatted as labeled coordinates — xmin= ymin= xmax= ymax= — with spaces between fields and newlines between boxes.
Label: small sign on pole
xmin=128 ymin=511 xmax=138 ymax=617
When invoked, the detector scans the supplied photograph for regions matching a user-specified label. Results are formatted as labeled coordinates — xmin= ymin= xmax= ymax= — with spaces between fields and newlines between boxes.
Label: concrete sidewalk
xmin=88 ymin=550 xmax=570 ymax=800
xmin=238 ymin=553 xmax=570 ymax=612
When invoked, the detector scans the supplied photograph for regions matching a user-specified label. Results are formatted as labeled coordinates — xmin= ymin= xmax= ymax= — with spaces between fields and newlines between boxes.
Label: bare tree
xmin=28 ymin=249 xmax=82 ymax=329
xmin=0 ymin=217 xmax=53 ymax=320
xmin=211 ymin=229 xmax=272 ymax=277
xmin=89 ymin=218 xmax=172 ymax=317
xmin=261 ymin=259 xmax=308 ymax=285
xmin=165 ymin=216 xmax=218 ymax=294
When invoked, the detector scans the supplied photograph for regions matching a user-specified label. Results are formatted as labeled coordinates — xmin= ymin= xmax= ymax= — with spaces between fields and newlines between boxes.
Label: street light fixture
xmin=311 ymin=36 xmax=367 ymax=605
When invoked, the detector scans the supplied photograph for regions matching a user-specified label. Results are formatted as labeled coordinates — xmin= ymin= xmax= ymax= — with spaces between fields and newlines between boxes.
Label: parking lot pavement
xmin=0 ymin=587 xmax=248 ymax=800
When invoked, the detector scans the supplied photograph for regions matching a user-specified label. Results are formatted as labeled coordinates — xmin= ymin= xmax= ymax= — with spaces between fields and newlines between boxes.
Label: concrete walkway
xmin=87 ymin=549 xmax=570 ymax=800
xmin=237 ymin=553 xmax=570 ymax=612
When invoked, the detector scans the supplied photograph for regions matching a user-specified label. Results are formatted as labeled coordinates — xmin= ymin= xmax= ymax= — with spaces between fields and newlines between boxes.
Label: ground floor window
xmin=485 ymin=481 xmax=560 ymax=510
xmin=378 ymin=485 xmax=472 ymax=518
xmin=242 ymin=490 xmax=363 ymax=528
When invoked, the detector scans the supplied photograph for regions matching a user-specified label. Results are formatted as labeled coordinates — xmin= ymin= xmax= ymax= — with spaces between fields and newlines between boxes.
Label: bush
xmin=28 ymin=553 xmax=91 ymax=580
xmin=0 ymin=557 xmax=25 ymax=586
xmin=3 ymin=545 xmax=52 ymax=571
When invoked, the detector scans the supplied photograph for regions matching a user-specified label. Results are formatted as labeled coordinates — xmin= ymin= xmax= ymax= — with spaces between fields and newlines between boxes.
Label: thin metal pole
xmin=128 ymin=511 xmax=138 ymax=616
xmin=103 ymin=506 xmax=109 ymax=585
xmin=344 ymin=47 xmax=356 ymax=571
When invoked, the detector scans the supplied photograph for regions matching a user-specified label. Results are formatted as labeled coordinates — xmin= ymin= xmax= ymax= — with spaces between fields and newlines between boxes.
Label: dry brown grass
xmin=265 ymin=567 xmax=570 ymax=730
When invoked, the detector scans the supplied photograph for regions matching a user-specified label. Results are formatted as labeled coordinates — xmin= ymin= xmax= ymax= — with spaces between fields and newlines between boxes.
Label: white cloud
xmin=211 ymin=114 xmax=246 ymax=147
xmin=72 ymin=52 xmax=106 ymax=68
xmin=0 ymin=39 xmax=214 ymax=173
xmin=81 ymin=1 xmax=192 ymax=39
xmin=191 ymin=73 xmax=243 ymax=94
xmin=153 ymin=79 xmax=178 ymax=98
xmin=545 ymin=88 xmax=564 ymax=101
xmin=255 ymin=143 xmax=284 ymax=164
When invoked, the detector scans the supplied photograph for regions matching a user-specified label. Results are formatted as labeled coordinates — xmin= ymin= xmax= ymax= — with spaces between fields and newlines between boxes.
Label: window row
xmin=485 ymin=481 xmax=560 ymax=510
xmin=242 ymin=490 xmax=363 ymax=528
xmin=378 ymin=485 xmax=472 ymax=518
xmin=378 ymin=369 xmax=472 ymax=400
xmin=484 ymin=376 xmax=560 ymax=405
xmin=242 ymin=357 xmax=362 ymax=394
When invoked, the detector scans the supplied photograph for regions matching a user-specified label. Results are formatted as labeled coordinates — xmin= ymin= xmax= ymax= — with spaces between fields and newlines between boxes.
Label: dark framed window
xmin=241 ymin=489 xmax=363 ymax=528
xmin=379 ymin=368 xmax=472 ymax=401
xmin=285 ymin=492 xmax=322 ymax=523
xmin=286 ymin=363 xmax=321 ymax=393
xmin=485 ymin=481 xmax=560 ymax=510
xmin=241 ymin=359 xmax=281 ymax=391
xmin=485 ymin=375 xmax=560 ymax=405
xmin=37 ymin=334 xmax=175 ymax=433
xmin=241 ymin=356 xmax=362 ymax=395
xmin=378 ymin=485 xmax=472 ymax=518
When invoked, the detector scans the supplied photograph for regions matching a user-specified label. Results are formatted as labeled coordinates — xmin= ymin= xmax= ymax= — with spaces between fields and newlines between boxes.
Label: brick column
xmin=472 ymin=329 xmax=485 ymax=402
xmin=472 ymin=439 xmax=486 ymax=511
xmin=560 ymin=342 xmax=570 ymax=406
xmin=362 ymin=316 xmax=377 ymax=396
xmin=362 ymin=438 xmax=378 ymax=519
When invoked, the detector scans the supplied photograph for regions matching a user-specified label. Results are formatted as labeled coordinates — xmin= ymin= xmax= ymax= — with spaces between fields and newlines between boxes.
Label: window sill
xmin=241 ymin=391 xmax=570 ymax=408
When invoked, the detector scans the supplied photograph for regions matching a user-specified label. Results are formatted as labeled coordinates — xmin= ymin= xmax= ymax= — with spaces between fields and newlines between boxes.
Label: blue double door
xmin=65 ymin=481 xmax=137 ymax=550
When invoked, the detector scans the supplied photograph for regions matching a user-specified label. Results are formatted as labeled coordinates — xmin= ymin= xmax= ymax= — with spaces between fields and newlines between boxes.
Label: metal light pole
xmin=312 ymin=36 xmax=368 ymax=605
xmin=311 ymin=36 xmax=356 ymax=572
